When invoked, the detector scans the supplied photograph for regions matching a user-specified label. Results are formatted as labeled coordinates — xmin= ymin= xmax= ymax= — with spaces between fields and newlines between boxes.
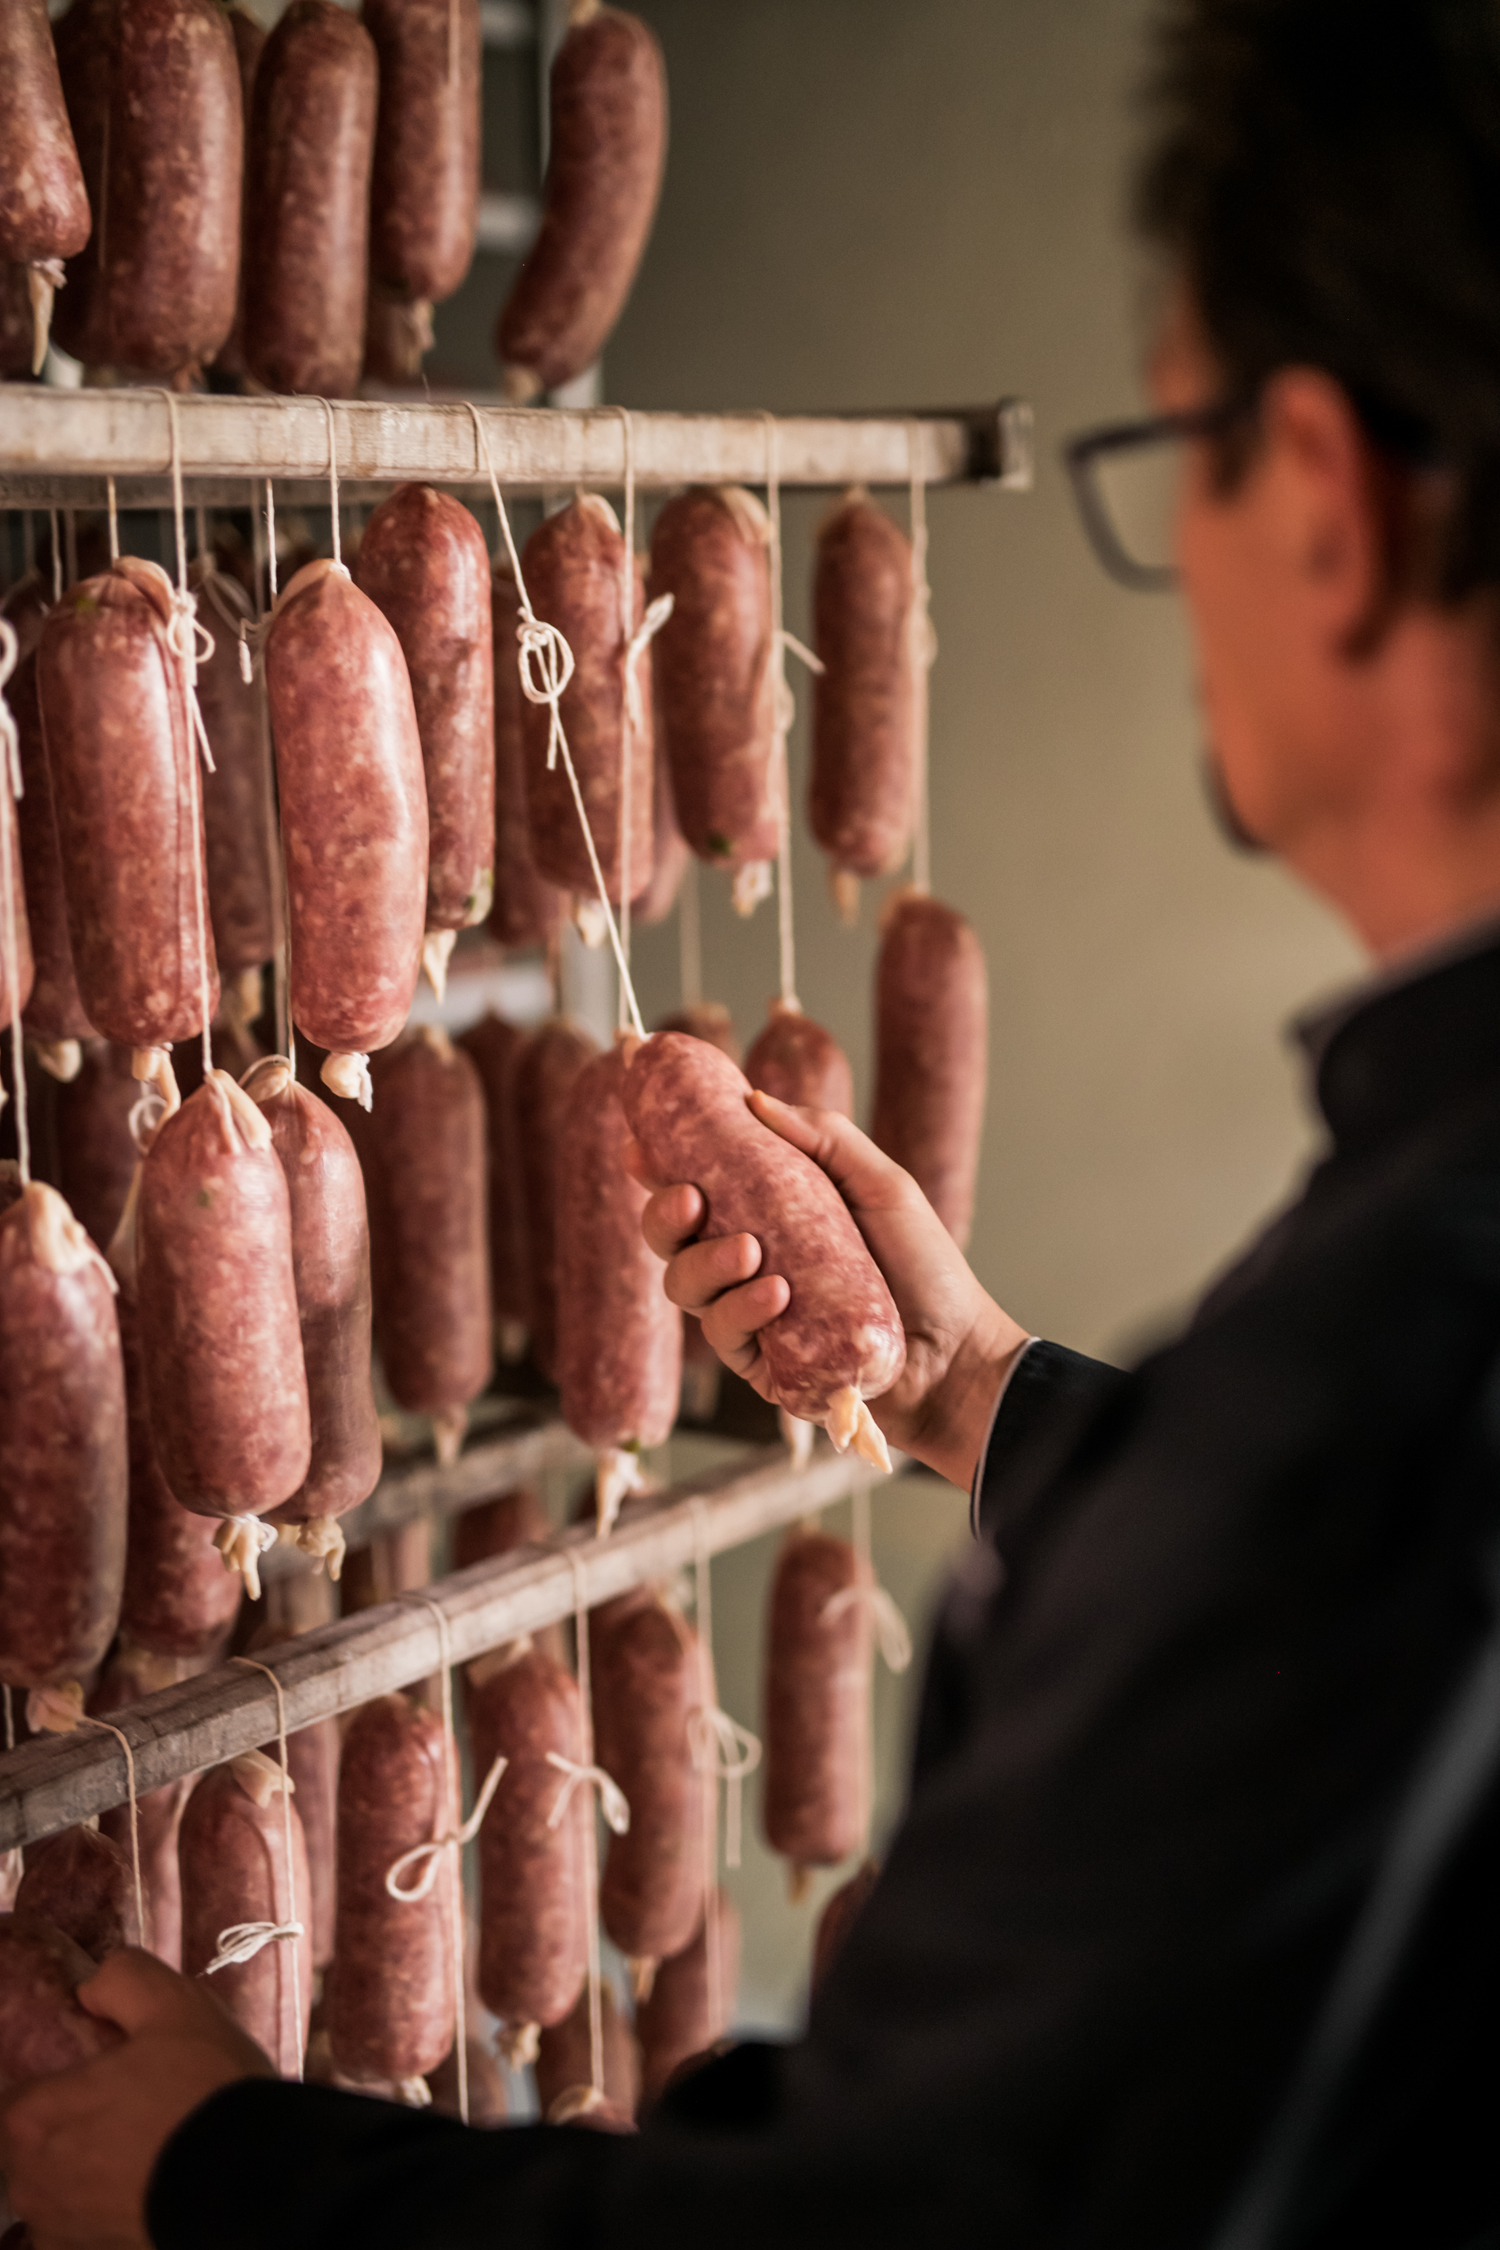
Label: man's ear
xmin=1258 ymin=367 xmax=1412 ymax=657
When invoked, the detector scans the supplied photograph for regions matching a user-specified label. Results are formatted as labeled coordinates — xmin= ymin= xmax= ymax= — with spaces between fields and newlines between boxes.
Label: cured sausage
xmin=179 ymin=1750 xmax=312 ymax=2076
xmin=634 ymin=728 xmax=690 ymax=926
xmin=243 ymin=1058 xmax=381 ymax=1552
xmin=364 ymin=0 xmax=480 ymax=342
xmin=429 ymin=2035 xmax=507 ymax=2125
xmin=636 ymin=1887 xmax=739 ymax=2101
xmin=489 ymin=569 xmax=565 ymax=952
xmin=654 ymin=1003 xmax=740 ymax=1065
xmin=0 ymin=1182 xmax=126 ymax=1689
xmin=623 ymin=1033 xmax=904 ymax=1465
xmin=52 ymin=1044 xmax=136 ymax=1253
xmin=0 ymin=1922 xmax=122 ymax=2094
xmin=4 ymin=572 xmax=90 ymax=1076
xmin=495 ymin=1 xmax=666 ymax=400
xmin=649 ymin=487 xmax=778 ymax=914
xmin=745 ymin=999 xmax=853 ymax=1119
xmin=810 ymin=1855 xmax=878 ymax=1994
xmin=513 ymin=1019 xmax=598 ymax=1381
xmin=263 ymin=562 xmax=426 ymax=1102
xmin=557 ymin=1043 xmax=680 ymax=1529
xmin=456 ymin=1012 xmax=530 ymax=1363
xmin=534 ymin=1978 xmax=640 ymax=2121
xmin=519 ymin=499 xmax=654 ymax=910
xmin=872 ymin=887 xmax=988 ymax=1249
xmin=213 ymin=1 xmax=266 ymax=380
xmin=15 ymin=1826 xmax=138 ymax=1959
xmin=362 ymin=1028 xmax=492 ymax=1462
xmin=355 ymin=487 xmax=494 ymax=994
xmin=810 ymin=494 xmax=917 ymax=922
xmin=595 ymin=1593 xmax=706 ymax=1981
xmin=0 ymin=0 xmax=90 ymax=371
xmin=243 ymin=0 xmax=377 ymax=398
xmin=469 ymin=1638 xmax=589 ymax=2061
xmin=192 ymin=558 xmax=277 ymax=1017
xmin=326 ymin=1693 xmax=455 ymax=2092
xmin=244 ymin=1621 xmax=339 ymax=1978
xmin=90 ymin=1641 xmax=203 ymax=1968
xmin=137 ymin=1071 xmax=310 ymax=1555
xmin=36 ymin=558 xmax=219 ymax=1065
xmin=49 ymin=0 xmax=111 ymax=370
xmin=762 ymin=1528 xmax=868 ymax=1883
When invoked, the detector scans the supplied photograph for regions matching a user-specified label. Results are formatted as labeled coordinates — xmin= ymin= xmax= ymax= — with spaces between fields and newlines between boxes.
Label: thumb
xmin=75 ymin=1947 xmax=197 ymax=2034
xmin=747 ymin=1091 xmax=911 ymax=1212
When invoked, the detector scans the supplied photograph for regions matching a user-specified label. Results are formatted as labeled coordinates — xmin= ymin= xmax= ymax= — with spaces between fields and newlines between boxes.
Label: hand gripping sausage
xmin=91 ymin=1641 xmax=205 ymax=1968
xmin=595 ymin=1593 xmax=707 ymax=1985
xmin=263 ymin=561 xmax=427 ymax=1103
xmin=326 ymin=1692 xmax=456 ymax=2094
xmin=243 ymin=0 xmax=376 ymax=398
xmin=649 ymin=487 xmax=779 ymax=915
xmin=653 ymin=1003 xmax=740 ymax=1066
xmin=0 ymin=1182 xmax=126 ymax=1690
xmin=36 ymin=558 xmax=219 ymax=1069
xmin=0 ymin=0 xmax=91 ymax=371
xmin=489 ymin=569 xmax=565 ymax=952
xmin=495 ymin=1 xmax=666 ymax=400
xmin=212 ymin=1 xmax=266 ymax=380
xmin=513 ymin=1019 xmax=598 ymax=1381
xmin=355 ymin=487 xmax=495 ymax=995
xmin=534 ymin=1977 xmax=640 ymax=2121
xmin=872 ymin=886 xmax=987 ymax=1249
xmin=519 ymin=498 xmax=655 ymax=912
xmin=137 ymin=1071 xmax=311 ymax=1573
xmin=623 ymin=1032 xmax=904 ymax=1467
xmin=192 ymin=558 xmax=277 ymax=1018
xmin=4 ymin=577 xmax=94 ymax=1077
xmin=762 ymin=1528 xmax=869 ymax=1885
xmin=636 ymin=1886 xmax=740 ymax=2102
xmin=745 ymin=999 xmax=854 ymax=1119
xmin=0 ymin=1922 xmax=122 ymax=2093
xmin=15 ymin=1826 xmax=139 ymax=1959
xmin=364 ymin=0 xmax=481 ymax=333
xmin=456 ymin=1012 xmax=531 ymax=1363
xmin=557 ymin=1043 xmax=680 ymax=1532
xmin=809 ymin=1854 xmax=878 ymax=1994
xmin=469 ymin=1637 xmax=589 ymax=2062
xmin=243 ymin=1058 xmax=381 ymax=1560
xmin=48 ymin=0 xmax=111 ymax=370
xmin=362 ymin=1028 xmax=491 ymax=1463
xmin=810 ymin=493 xmax=917 ymax=923
xmin=179 ymin=1750 xmax=313 ymax=2076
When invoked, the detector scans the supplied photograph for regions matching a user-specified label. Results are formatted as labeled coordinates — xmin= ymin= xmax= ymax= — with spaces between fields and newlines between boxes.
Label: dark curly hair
xmin=1136 ymin=0 xmax=1500 ymax=593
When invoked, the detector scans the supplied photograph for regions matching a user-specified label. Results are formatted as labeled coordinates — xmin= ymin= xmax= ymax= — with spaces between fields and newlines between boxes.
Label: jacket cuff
xmin=971 ymin=1339 xmax=1126 ymax=1545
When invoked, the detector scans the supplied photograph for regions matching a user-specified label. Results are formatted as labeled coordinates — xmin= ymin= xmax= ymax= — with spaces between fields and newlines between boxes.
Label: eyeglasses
xmin=1064 ymin=398 xmax=1250 ymax=591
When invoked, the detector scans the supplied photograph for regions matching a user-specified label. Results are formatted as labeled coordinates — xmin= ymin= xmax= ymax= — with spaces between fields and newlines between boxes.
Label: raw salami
xmin=810 ymin=494 xmax=917 ymax=921
xmin=762 ymin=1528 xmax=869 ymax=1882
xmin=513 ymin=1019 xmax=598 ymax=1381
xmin=0 ymin=0 xmax=91 ymax=369
xmin=871 ymin=887 xmax=987 ymax=1249
xmin=178 ymin=1750 xmax=312 ymax=2076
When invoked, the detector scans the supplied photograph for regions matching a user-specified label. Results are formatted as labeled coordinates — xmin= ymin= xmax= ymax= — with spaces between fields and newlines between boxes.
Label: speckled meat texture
xmin=0 ymin=1182 xmax=126 ymax=1689
xmin=264 ymin=561 xmax=427 ymax=1056
xmin=489 ymin=571 xmax=565 ymax=951
xmin=91 ymin=1642 xmax=203 ymax=1967
xmin=179 ymin=1758 xmax=312 ymax=2074
xmin=242 ymin=0 xmax=376 ymax=398
xmin=15 ymin=1825 xmax=139 ymax=1959
xmin=249 ymin=1067 xmax=381 ymax=1525
xmin=513 ymin=1019 xmax=597 ymax=1381
xmin=649 ymin=487 xmax=778 ymax=875
xmin=92 ymin=0 xmax=242 ymax=378
xmin=0 ymin=789 xmax=33 ymax=1034
xmin=326 ymin=1693 xmax=456 ymax=2086
xmin=557 ymin=1043 xmax=680 ymax=1456
xmin=518 ymin=499 xmax=654 ymax=905
xmin=595 ymin=1594 xmax=708 ymax=1967
xmin=470 ymin=1641 xmax=589 ymax=2036
xmin=456 ymin=1013 xmax=530 ymax=1344
xmin=37 ymin=559 xmax=220 ymax=1051
xmin=762 ymin=1529 xmax=868 ymax=1871
xmin=453 ymin=1490 xmax=568 ymax=1671
xmin=137 ymin=1072 xmax=310 ymax=1520
xmin=745 ymin=1000 xmax=853 ymax=1119
xmin=4 ymin=577 xmax=88 ymax=1048
xmin=0 ymin=1921 xmax=123 ymax=2095
xmin=192 ymin=563 xmax=276 ymax=978
xmin=54 ymin=1044 xmax=135 ymax=1251
xmin=496 ymin=6 xmax=666 ymax=397
xmin=211 ymin=2 xmax=265 ymax=379
xmin=653 ymin=1003 xmax=739 ymax=1066
xmin=623 ymin=1033 xmax=905 ymax=1425
xmin=810 ymin=496 xmax=917 ymax=881
xmin=871 ymin=888 xmax=988 ymax=1249
xmin=364 ymin=0 xmax=480 ymax=308
xmin=0 ymin=0 xmax=90 ymax=268
xmin=356 ymin=486 xmax=495 ymax=934
xmin=362 ymin=1029 xmax=492 ymax=1415
xmin=49 ymin=0 xmax=111 ymax=368
xmin=633 ymin=728 xmax=689 ymax=926
xmin=534 ymin=1978 xmax=639 ymax=2120
xmin=636 ymin=1887 xmax=740 ymax=2101
xmin=810 ymin=1855 xmax=878 ymax=1994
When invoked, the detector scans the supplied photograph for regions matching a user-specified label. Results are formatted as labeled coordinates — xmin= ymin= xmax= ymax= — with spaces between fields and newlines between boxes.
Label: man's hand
xmin=0 ymin=1948 xmax=273 ymax=2250
xmin=633 ymin=1091 xmax=1030 ymax=1490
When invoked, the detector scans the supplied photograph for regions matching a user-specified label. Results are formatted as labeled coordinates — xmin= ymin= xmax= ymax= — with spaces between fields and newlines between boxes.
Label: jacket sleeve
xmin=971 ymin=1337 xmax=1127 ymax=1546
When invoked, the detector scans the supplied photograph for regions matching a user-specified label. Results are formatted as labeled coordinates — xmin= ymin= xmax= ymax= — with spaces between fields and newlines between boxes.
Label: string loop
xmin=385 ymin=1750 xmax=508 ymax=1904
xmin=230 ymin=1657 xmax=307 ymax=2079
xmin=687 ymin=1704 xmax=762 ymax=1871
xmin=546 ymin=1750 xmax=630 ymax=1836
xmin=822 ymin=1582 xmax=914 ymax=1674
xmin=203 ymin=1917 xmax=305 ymax=1974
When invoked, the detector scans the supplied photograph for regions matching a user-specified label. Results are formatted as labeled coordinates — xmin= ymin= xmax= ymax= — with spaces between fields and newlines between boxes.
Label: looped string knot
xmin=546 ymin=1750 xmax=630 ymax=1837
xmin=688 ymin=1704 xmax=763 ymax=1869
xmin=623 ymin=590 xmax=674 ymax=733
xmin=203 ymin=1918 xmax=306 ymax=1974
xmin=515 ymin=614 xmax=577 ymax=771
xmin=821 ymin=1582 xmax=914 ymax=1674
xmin=384 ymin=1749 xmax=508 ymax=1904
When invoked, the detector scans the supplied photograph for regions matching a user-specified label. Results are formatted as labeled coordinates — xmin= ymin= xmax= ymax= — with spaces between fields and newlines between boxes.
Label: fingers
xmin=76 ymin=1947 xmax=203 ymax=2036
xmin=663 ymin=1231 xmax=761 ymax=1315
xmin=747 ymin=1092 xmax=911 ymax=1211
xmin=699 ymin=1274 xmax=791 ymax=1377
xmin=640 ymin=1181 xmax=706 ymax=1263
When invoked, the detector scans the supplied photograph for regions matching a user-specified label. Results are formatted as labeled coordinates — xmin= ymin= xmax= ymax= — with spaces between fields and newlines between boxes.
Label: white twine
xmin=908 ymin=424 xmax=937 ymax=897
xmin=228 ymin=1659 xmax=306 ymax=2078
xmin=384 ymin=1748 xmax=508 ymax=1903
xmin=251 ymin=483 xmax=293 ymax=1076
xmin=47 ymin=510 xmax=61 ymax=605
xmin=160 ymin=392 xmax=218 ymax=1084
xmin=689 ymin=1499 xmax=760 ymax=2040
xmin=0 ymin=618 xmax=28 ymax=1185
xmin=465 ymin=402 xmax=644 ymax=1037
xmin=606 ymin=409 xmax=672 ymax=1031
xmin=545 ymin=1748 xmax=630 ymax=1837
xmin=322 ymin=400 xmax=344 ymax=573
xmin=24 ymin=1685 xmax=146 ymax=1953
xmin=762 ymin=418 xmax=825 ymax=1009
xmin=821 ymin=1581 xmax=914 ymax=1676
xmin=203 ymin=1916 xmax=305 ymax=1974
xmin=565 ymin=1546 xmax=609 ymax=2100
xmin=105 ymin=476 xmax=119 ymax=563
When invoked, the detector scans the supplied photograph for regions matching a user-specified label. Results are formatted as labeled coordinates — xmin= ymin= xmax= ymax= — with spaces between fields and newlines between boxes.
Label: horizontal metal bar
xmin=0 ymin=1439 xmax=892 ymax=1850
xmin=0 ymin=388 xmax=1033 ymax=507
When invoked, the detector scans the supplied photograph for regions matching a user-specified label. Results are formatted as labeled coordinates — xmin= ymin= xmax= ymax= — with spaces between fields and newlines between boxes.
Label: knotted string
xmin=545 ymin=1749 xmax=630 ymax=1837
xmin=160 ymin=392 xmax=217 ymax=1084
xmin=0 ymin=618 xmax=28 ymax=1186
xmin=25 ymin=1684 xmax=145 ymax=1952
xmin=908 ymin=424 xmax=937 ymax=896
xmin=229 ymin=1658 xmax=306 ymax=2078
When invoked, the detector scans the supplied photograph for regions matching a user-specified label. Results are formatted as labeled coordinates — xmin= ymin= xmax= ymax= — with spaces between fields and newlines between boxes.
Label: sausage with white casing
xmin=0 ymin=0 xmax=91 ymax=371
xmin=489 ymin=569 xmax=565 ymax=952
xmin=513 ymin=1020 xmax=598 ymax=1381
xmin=192 ymin=557 xmax=277 ymax=1010
xmin=810 ymin=493 xmax=917 ymax=924
xmin=179 ymin=1751 xmax=312 ymax=2077
xmin=762 ymin=1528 xmax=869 ymax=1885
xmin=0 ymin=1181 xmax=126 ymax=1690
xmin=495 ymin=2 xmax=666 ymax=401
xmin=456 ymin=1012 xmax=531 ymax=1363
xmin=364 ymin=0 xmax=481 ymax=355
xmin=623 ymin=1033 xmax=904 ymax=1465
xmin=263 ymin=560 xmax=428 ymax=1106
xmin=872 ymin=886 xmax=988 ymax=1250
xmin=595 ymin=1593 xmax=708 ymax=1985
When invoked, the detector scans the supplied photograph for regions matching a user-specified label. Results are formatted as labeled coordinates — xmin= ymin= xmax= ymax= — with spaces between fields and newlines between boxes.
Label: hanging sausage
xmin=762 ymin=1527 xmax=870 ymax=1893
xmin=489 ymin=568 xmax=565 ymax=952
xmin=363 ymin=0 xmax=481 ymax=380
xmin=178 ymin=1750 xmax=312 ymax=2079
xmin=456 ymin=1012 xmax=531 ymax=1365
xmin=513 ymin=1019 xmax=598 ymax=1381
xmin=2 ymin=572 xmax=92 ymax=1081
xmin=872 ymin=887 xmax=988 ymax=1249
xmin=0 ymin=0 xmax=91 ymax=370
xmin=810 ymin=492 xmax=917 ymax=924
xmin=595 ymin=1592 xmax=706 ymax=1990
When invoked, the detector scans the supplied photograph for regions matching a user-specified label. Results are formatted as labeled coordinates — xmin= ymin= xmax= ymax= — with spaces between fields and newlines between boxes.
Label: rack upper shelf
xmin=0 ymin=387 xmax=1033 ymax=509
